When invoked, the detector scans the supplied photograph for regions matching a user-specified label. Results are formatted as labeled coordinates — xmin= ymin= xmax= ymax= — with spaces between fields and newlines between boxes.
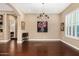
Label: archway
xmin=7 ymin=15 xmax=17 ymax=40
xmin=7 ymin=3 xmax=24 ymax=42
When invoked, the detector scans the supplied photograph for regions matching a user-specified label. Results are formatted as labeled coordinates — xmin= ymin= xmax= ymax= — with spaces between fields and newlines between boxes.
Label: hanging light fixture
xmin=37 ymin=3 xmax=49 ymax=19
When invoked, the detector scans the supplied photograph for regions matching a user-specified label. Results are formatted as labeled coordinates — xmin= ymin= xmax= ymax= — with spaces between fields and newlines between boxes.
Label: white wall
xmin=24 ymin=14 xmax=60 ymax=39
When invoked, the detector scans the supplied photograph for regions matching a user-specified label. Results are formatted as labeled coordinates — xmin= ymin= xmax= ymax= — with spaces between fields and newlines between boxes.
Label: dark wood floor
xmin=0 ymin=40 xmax=79 ymax=56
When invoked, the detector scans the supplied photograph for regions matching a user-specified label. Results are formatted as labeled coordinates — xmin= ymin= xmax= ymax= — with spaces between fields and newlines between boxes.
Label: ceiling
xmin=12 ymin=3 xmax=70 ymax=14
xmin=0 ymin=3 xmax=71 ymax=14
xmin=0 ymin=3 xmax=13 ymax=11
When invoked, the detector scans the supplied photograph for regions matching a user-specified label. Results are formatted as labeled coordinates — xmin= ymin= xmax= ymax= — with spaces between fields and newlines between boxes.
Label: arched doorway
xmin=7 ymin=14 xmax=17 ymax=40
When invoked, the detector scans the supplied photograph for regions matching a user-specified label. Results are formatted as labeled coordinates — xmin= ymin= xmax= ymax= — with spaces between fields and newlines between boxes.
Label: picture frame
xmin=60 ymin=23 xmax=64 ymax=31
xmin=37 ymin=21 xmax=48 ymax=32
xmin=21 ymin=21 xmax=25 ymax=30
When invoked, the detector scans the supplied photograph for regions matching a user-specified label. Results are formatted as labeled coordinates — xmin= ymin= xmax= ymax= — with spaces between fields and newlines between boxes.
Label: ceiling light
xmin=37 ymin=3 xmax=49 ymax=20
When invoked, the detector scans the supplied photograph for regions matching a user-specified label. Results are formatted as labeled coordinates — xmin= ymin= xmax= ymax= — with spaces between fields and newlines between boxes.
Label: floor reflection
xmin=36 ymin=46 xmax=48 ymax=56
xmin=0 ymin=43 xmax=9 ymax=56
xmin=9 ymin=40 xmax=17 ymax=55
xmin=22 ymin=41 xmax=29 ymax=52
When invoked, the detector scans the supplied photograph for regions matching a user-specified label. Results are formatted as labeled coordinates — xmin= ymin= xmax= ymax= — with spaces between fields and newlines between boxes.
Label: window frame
xmin=65 ymin=9 xmax=79 ymax=40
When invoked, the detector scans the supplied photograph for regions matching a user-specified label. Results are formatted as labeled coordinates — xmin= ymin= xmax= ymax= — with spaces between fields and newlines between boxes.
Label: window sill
xmin=65 ymin=35 xmax=79 ymax=40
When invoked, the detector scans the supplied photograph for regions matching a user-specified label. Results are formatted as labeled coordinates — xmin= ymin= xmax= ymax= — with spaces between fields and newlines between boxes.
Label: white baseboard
xmin=17 ymin=39 xmax=60 ymax=43
xmin=0 ymin=39 xmax=10 ymax=43
xmin=29 ymin=39 xmax=79 ymax=50
xmin=17 ymin=40 xmax=22 ymax=43
xmin=61 ymin=40 xmax=79 ymax=50
xmin=1 ymin=38 xmax=78 ymax=51
xmin=28 ymin=39 xmax=60 ymax=41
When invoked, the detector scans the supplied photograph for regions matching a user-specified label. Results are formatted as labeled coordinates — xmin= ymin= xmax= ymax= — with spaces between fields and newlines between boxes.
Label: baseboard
xmin=0 ymin=38 xmax=79 ymax=51
xmin=61 ymin=40 xmax=79 ymax=51
xmin=17 ymin=40 xmax=22 ymax=43
xmin=17 ymin=39 xmax=60 ymax=43
xmin=0 ymin=39 xmax=10 ymax=43
xmin=28 ymin=39 xmax=60 ymax=41
xmin=18 ymin=38 xmax=78 ymax=50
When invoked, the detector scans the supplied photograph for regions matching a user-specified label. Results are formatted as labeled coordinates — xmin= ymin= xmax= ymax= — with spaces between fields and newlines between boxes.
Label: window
xmin=65 ymin=9 xmax=79 ymax=39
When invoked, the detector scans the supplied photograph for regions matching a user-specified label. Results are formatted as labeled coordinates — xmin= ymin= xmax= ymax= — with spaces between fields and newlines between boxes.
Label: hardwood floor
xmin=0 ymin=40 xmax=79 ymax=56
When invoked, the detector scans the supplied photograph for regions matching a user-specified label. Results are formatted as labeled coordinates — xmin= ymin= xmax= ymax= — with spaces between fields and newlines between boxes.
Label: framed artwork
xmin=37 ymin=21 xmax=48 ymax=32
xmin=60 ymin=23 xmax=64 ymax=31
xmin=0 ymin=15 xmax=3 ymax=20
xmin=21 ymin=21 xmax=25 ymax=30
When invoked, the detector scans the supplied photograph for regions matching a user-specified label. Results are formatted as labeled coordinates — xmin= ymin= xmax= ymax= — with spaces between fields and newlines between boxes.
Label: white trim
xmin=10 ymin=38 xmax=79 ymax=51
xmin=0 ymin=39 xmax=10 ymax=43
xmin=65 ymin=35 xmax=79 ymax=40
xmin=28 ymin=39 xmax=60 ymax=41
xmin=28 ymin=38 xmax=79 ymax=51
xmin=61 ymin=40 xmax=79 ymax=51
xmin=28 ymin=39 xmax=79 ymax=51
xmin=17 ymin=40 xmax=22 ymax=43
xmin=17 ymin=39 xmax=60 ymax=43
xmin=65 ymin=9 xmax=79 ymax=40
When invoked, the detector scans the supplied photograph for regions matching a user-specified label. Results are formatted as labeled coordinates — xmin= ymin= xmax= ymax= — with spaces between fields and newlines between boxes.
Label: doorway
xmin=8 ymin=14 xmax=17 ymax=40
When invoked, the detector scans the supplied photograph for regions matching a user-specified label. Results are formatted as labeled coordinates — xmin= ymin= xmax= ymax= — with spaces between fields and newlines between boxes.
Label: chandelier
xmin=37 ymin=3 xmax=49 ymax=19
